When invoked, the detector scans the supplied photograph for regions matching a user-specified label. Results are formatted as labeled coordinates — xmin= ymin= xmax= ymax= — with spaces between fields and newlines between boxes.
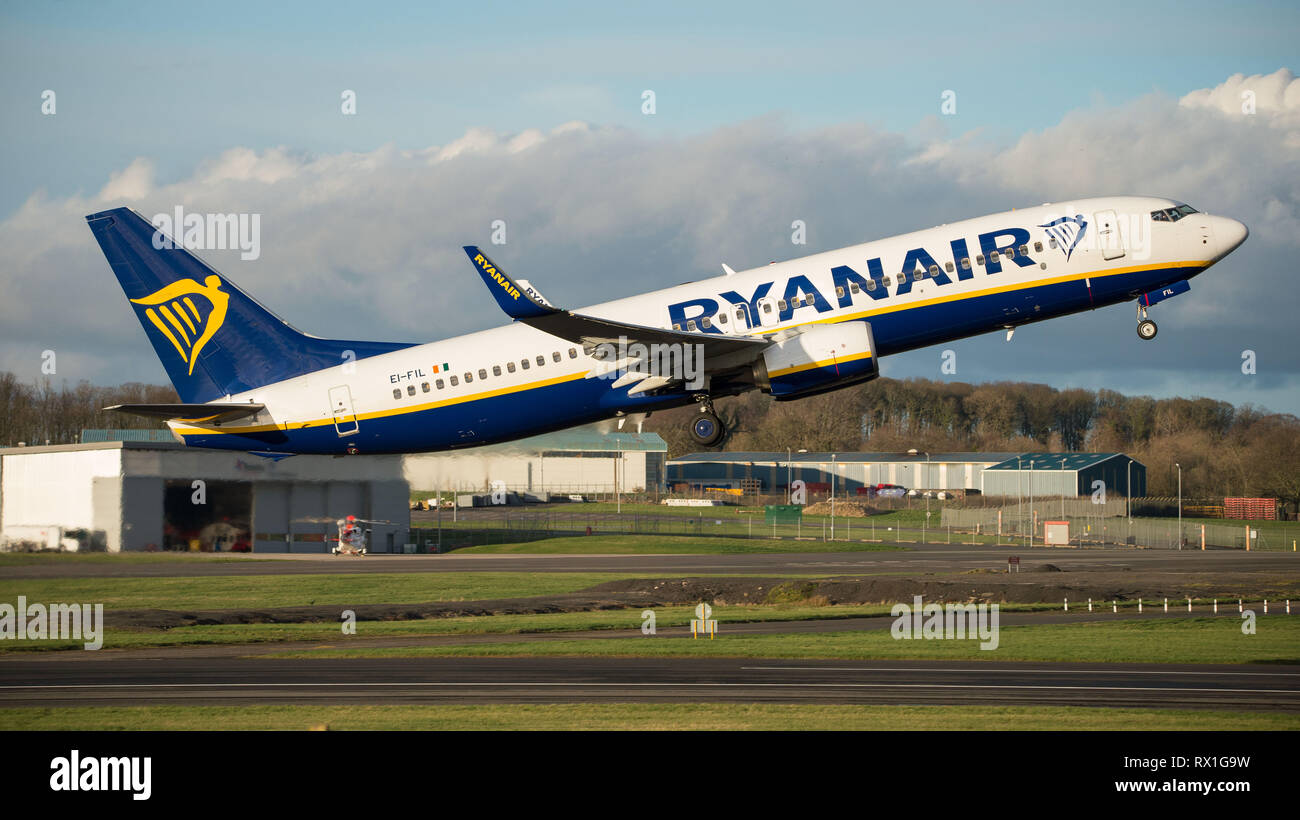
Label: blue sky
xmin=4 ymin=1 xmax=1297 ymax=214
xmin=1 ymin=1 xmax=1298 ymax=416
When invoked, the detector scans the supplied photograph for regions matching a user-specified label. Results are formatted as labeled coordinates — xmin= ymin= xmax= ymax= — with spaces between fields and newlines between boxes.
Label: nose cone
xmin=1215 ymin=216 xmax=1249 ymax=258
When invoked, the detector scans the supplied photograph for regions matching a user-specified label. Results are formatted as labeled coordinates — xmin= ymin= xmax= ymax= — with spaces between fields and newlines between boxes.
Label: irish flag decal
xmin=431 ymin=362 xmax=450 ymax=373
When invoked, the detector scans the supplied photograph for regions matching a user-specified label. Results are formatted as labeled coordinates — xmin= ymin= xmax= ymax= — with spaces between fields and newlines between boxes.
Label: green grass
xmin=0 ymin=571 xmax=636 ymax=612
xmin=2 ymin=703 xmax=1294 ymax=731
xmin=0 ymin=552 xmax=268 ymax=566
xmin=272 ymin=616 xmax=1300 ymax=665
xmin=0 ymin=602 xmax=1076 ymax=653
xmin=455 ymin=534 xmax=901 ymax=554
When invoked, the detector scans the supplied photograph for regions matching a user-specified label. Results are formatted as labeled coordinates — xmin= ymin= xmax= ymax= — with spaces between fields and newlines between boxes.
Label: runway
xmin=1 ymin=655 xmax=1295 ymax=710
xmin=7 ymin=543 xmax=1298 ymax=578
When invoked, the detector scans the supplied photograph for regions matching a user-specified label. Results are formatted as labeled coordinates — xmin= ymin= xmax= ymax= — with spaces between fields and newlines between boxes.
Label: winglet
xmin=463 ymin=246 xmax=556 ymax=319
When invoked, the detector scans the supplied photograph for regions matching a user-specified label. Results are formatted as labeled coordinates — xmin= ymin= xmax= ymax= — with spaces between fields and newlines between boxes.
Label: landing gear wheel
xmin=689 ymin=411 xmax=726 ymax=447
xmin=1137 ymin=319 xmax=1158 ymax=340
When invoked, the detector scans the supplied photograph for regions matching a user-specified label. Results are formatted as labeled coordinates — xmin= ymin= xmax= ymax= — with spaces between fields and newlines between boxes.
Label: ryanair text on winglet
xmin=475 ymin=253 xmax=521 ymax=300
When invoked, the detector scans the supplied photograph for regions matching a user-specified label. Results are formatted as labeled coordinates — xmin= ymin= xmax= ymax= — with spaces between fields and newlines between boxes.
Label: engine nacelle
xmin=752 ymin=321 xmax=879 ymax=400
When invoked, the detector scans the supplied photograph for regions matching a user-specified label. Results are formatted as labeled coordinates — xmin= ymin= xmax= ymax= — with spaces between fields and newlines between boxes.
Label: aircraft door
xmin=328 ymin=385 xmax=359 ymax=436
xmin=1096 ymin=209 xmax=1125 ymax=260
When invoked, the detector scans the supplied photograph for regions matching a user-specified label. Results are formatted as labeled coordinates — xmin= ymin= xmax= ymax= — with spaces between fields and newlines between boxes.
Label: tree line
xmin=643 ymin=377 xmax=1300 ymax=505
xmin=0 ymin=372 xmax=175 ymax=448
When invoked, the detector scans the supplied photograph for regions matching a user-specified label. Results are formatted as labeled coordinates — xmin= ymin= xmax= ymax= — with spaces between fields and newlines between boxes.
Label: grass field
xmin=270 ymin=616 xmax=1300 ymax=665
xmin=0 ymin=571 xmax=636 ymax=612
xmin=0 ymin=601 xmax=1079 ymax=653
xmin=3 ymin=703 xmax=1294 ymax=731
xmin=454 ymin=534 xmax=901 ymax=554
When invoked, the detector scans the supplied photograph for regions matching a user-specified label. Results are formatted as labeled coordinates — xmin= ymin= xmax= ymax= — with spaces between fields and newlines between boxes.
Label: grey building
xmin=979 ymin=452 xmax=1146 ymax=498
xmin=403 ymin=429 xmax=667 ymax=495
xmin=668 ymin=451 xmax=1020 ymax=494
xmin=0 ymin=438 xmax=409 ymax=553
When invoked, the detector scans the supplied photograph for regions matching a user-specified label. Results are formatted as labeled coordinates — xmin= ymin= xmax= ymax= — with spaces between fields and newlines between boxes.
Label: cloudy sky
xmin=1 ymin=1 xmax=1298 ymax=413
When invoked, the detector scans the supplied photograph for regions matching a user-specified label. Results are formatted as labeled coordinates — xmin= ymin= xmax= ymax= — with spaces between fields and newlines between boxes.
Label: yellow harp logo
xmin=131 ymin=275 xmax=230 ymax=376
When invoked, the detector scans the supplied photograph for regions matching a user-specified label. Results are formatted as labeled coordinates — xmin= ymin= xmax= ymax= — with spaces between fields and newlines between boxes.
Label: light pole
xmin=1176 ymin=462 xmax=1182 ymax=550
xmin=831 ymin=453 xmax=837 ymax=541
xmin=786 ymin=447 xmax=791 ymax=504
xmin=1029 ymin=458 xmax=1035 ymax=546
xmin=1061 ymin=456 xmax=1067 ymax=518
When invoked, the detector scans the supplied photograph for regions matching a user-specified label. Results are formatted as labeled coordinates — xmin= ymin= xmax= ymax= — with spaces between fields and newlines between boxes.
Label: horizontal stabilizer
xmin=105 ymin=403 xmax=265 ymax=423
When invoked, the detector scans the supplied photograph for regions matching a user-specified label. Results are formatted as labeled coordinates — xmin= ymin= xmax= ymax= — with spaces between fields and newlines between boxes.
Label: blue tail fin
xmin=86 ymin=207 xmax=412 ymax=403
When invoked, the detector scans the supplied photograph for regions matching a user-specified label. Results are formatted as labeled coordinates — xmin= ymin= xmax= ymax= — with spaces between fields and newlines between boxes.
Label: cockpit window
xmin=1150 ymin=204 xmax=1198 ymax=223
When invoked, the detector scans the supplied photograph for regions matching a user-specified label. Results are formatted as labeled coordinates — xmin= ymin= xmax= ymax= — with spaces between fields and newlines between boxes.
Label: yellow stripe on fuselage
xmin=174 ymin=259 xmax=1208 ymax=439
xmin=170 ymin=370 xmax=591 ymax=437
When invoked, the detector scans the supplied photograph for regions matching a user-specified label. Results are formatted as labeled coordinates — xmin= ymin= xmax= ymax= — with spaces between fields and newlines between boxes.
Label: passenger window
xmin=1049 ymin=238 xmax=1058 ymax=249
xmin=976 ymin=255 xmax=985 ymax=265
xmin=569 ymin=348 xmax=577 ymax=358
xmin=421 ymin=382 xmax=430 ymax=393
xmin=718 ymin=313 xmax=728 ymax=324
xmin=944 ymin=261 xmax=954 ymax=273
xmin=392 ymin=388 xmax=401 ymax=400
xmin=865 ymin=279 xmax=876 ymax=291
xmin=1034 ymin=241 xmax=1043 ymax=253
xmin=961 ymin=258 xmax=971 ymax=270
xmin=506 ymin=362 xmax=515 ymax=373
xmin=929 ymin=264 xmax=940 ymax=277
xmin=850 ymin=282 xmax=860 ymax=293
xmin=1019 ymin=245 xmax=1028 ymax=256
xmin=552 ymin=351 xmax=561 ymax=362
xmin=436 ymin=379 xmax=445 ymax=389
xmin=520 ymin=359 xmax=529 ymax=370
xmin=990 ymin=251 xmax=1000 ymax=263
xmin=407 ymin=385 xmax=416 ymax=396
xmin=735 ymin=307 xmax=745 ymax=318
xmin=762 ymin=302 xmax=772 ymax=313
xmin=1003 ymin=248 xmax=1013 ymax=259
xmin=450 ymin=375 xmax=459 ymax=386
xmin=686 ymin=320 xmax=697 ymax=331
xmin=673 ymin=323 xmax=682 ymax=331
xmin=536 ymin=355 xmax=545 ymax=366
xmin=835 ymin=286 xmax=845 ymax=298
xmin=478 ymin=368 xmax=487 ymax=380
xmin=492 ymin=365 xmax=502 ymax=376
xmin=913 ymin=270 xmax=923 ymax=281
xmin=464 ymin=372 xmax=473 ymax=383
xmin=701 ymin=317 xmax=712 ymax=329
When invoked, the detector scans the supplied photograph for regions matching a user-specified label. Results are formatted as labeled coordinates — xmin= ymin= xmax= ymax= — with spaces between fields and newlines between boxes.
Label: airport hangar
xmin=0 ymin=428 xmax=667 ymax=553
xmin=668 ymin=451 xmax=1146 ymax=497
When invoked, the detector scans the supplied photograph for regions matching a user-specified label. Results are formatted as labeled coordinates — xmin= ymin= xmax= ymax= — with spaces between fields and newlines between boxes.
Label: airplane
xmin=85 ymin=196 xmax=1248 ymax=455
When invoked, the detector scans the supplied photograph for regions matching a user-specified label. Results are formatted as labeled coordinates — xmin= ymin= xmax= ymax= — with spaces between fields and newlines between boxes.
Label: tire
xmin=689 ymin=411 xmax=726 ymax=447
xmin=1137 ymin=319 xmax=1158 ymax=340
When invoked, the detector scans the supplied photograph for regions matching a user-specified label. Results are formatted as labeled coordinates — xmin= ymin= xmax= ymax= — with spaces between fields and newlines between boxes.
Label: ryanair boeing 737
xmin=85 ymin=197 xmax=1248 ymax=455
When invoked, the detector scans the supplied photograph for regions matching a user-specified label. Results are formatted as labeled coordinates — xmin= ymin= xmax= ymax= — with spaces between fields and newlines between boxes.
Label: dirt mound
xmin=801 ymin=501 xmax=879 ymax=517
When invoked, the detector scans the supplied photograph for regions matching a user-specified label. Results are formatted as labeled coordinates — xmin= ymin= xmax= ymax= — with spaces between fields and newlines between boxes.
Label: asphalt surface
xmin=5 ymin=543 xmax=1298 ymax=577
xmin=1 ymin=655 xmax=1295 ymax=709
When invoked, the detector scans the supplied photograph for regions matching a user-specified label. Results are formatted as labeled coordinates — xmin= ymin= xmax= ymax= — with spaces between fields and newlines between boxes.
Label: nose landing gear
xmin=1136 ymin=303 xmax=1157 ymax=341
xmin=688 ymin=395 xmax=726 ymax=448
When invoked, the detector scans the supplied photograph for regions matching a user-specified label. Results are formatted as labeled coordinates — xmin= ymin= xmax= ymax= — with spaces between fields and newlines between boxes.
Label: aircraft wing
xmin=462 ymin=245 xmax=767 ymax=359
xmin=105 ymin=403 xmax=266 ymax=423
